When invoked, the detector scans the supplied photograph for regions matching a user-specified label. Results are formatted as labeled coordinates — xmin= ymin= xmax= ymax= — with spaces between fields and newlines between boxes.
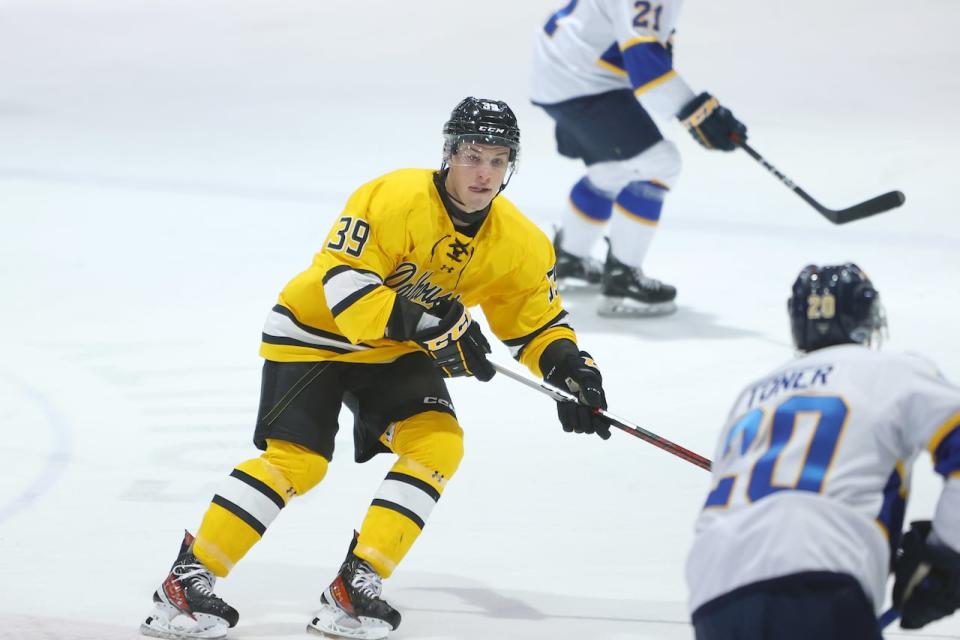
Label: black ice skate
xmin=140 ymin=530 xmax=239 ymax=640
xmin=308 ymin=533 xmax=400 ymax=640
xmin=553 ymin=230 xmax=603 ymax=289
xmin=598 ymin=251 xmax=677 ymax=317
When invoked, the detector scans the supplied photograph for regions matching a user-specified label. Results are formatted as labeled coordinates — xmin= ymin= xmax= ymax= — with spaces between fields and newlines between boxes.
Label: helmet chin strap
xmin=498 ymin=165 xmax=516 ymax=193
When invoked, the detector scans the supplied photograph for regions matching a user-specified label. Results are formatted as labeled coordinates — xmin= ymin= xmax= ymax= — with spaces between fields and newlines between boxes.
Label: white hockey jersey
xmin=531 ymin=0 xmax=695 ymax=118
xmin=686 ymin=344 xmax=960 ymax=614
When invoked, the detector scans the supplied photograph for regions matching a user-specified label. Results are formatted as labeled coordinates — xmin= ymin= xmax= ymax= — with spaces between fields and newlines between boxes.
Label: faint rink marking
xmin=0 ymin=166 xmax=337 ymax=204
xmin=0 ymin=614 xmax=152 ymax=640
xmin=667 ymin=214 xmax=960 ymax=252
xmin=0 ymin=373 xmax=72 ymax=524
xmin=141 ymin=406 xmax=255 ymax=416
xmin=34 ymin=341 xmax=256 ymax=389
xmin=86 ymin=364 xmax=253 ymax=387
xmin=120 ymin=436 xmax=249 ymax=503
xmin=146 ymin=423 xmax=251 ymax=433
xmin=126 ymin=388 xmax=252 ymax=399
xmin=33 ymin=342 xmax=260 ymax=503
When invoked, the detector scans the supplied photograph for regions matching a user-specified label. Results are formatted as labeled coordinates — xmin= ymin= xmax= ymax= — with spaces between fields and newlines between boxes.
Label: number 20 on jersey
xmin=704 ymin=394 xmax=850 ymax=509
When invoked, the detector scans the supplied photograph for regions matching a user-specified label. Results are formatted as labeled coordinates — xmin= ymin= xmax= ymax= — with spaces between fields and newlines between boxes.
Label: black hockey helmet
xmin=787 ymin=263 xmax=886 ymax=352
xmin=442 ymin=97 xmax=521 ymax=164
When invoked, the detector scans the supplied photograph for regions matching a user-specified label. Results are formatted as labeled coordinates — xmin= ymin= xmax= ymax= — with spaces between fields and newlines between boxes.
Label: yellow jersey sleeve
xmin=316 ymin=176 xmax=412 ymax=344
xmin=480 ymin=216 xmax=577 ymax=378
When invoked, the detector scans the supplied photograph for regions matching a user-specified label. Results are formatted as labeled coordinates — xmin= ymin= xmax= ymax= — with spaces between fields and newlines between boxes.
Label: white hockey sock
xmin=608 ymin=181 xmax=668 ymax=269
xmin=608 ymin=213 xmax=656 ymax=269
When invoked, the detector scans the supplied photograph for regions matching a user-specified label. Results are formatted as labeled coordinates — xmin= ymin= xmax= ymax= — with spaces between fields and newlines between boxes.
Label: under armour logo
xmin=446 ymin=239 xmax=470 ymax=262
xmin=440 ymin=265 xmax=454 ymax=273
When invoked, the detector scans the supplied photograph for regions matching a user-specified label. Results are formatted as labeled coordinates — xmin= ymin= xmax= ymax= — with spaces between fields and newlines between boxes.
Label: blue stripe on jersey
xmin=614 ymin=180 xmax=667 ymax=223
xmin=933 ymin=424 xmax=960 ymax=477
xmin=621 ymin=40 xmax=673 ymax=93
xmin=570 ymin=177 xmax=613 ymax=222
xmin=876 ymin=464 xmax=907 ymax=559
xmin=597 ymin=42 xmax=626 ymax=76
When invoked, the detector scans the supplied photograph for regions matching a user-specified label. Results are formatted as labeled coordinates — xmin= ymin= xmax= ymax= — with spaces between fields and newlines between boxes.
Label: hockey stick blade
xmin=809 ymin=189 xmax=905 ymax=225
xmin=490 ymin=361 xmax=712 ymax=471
xmin=737 ymin=139 xmax=905 ymax=225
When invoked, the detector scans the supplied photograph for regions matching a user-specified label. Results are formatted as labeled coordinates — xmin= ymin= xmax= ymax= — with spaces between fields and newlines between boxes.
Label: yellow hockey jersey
xmin=260 ymin=168 xmax=576 ymax=377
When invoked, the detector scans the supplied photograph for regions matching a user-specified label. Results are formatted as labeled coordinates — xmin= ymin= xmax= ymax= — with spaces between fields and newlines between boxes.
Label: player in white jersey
xmin=686 ymin=263 xmax=960 ymax=639
xmin=531 ymin=0 xmax=747 ymax=316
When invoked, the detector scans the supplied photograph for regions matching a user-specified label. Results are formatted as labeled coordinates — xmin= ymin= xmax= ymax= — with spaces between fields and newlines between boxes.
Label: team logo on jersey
xmin=385 ymin=261 xmax=458 ymax=309
xmin=446 ymin=238 xmax=471 ymax=262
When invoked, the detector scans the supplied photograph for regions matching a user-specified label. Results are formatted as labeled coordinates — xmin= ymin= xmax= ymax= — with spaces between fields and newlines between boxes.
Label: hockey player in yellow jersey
xmin=139 ymin=97 xmax=612 ymax=640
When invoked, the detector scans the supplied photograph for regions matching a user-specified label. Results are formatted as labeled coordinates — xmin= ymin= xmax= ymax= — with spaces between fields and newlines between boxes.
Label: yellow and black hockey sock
xmin=354 ymin=411 xmax=463 ymax=577
xmin=194 ymin=439 xmax=328 ymax=576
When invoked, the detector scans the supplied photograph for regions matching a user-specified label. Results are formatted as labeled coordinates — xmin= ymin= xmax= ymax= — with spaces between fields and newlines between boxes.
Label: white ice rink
xmin=2 ymin=0 xmax=959 ymax=638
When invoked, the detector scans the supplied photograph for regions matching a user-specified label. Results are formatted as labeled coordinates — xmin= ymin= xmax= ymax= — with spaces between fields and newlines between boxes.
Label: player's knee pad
xmin=586 ymin=140 xmax=682 ymax=193
xmin=258 ymin=438 xmax=329 ymax=496
xmin=387 ymin=411 xmax=464 ymax=490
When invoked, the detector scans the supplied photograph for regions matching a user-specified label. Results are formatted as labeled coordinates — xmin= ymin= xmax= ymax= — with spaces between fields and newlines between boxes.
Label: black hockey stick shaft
xmin=734 ymin=137 xmax=905 ymax=224
xmin=491 ymin=361 xmax=712 ymax=471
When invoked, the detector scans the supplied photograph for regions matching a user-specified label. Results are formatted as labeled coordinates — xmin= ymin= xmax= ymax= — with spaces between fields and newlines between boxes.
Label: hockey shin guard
xmin=194 ymin=439 xmax=328 ymax=576
xmin=355 ymin=411 xmax=463 ymax=577
xmin=610 ymin=180 xmax=668 ymax=267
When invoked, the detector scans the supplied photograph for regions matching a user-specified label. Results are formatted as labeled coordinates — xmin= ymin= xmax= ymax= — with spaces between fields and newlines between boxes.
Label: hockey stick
xmin=734 ymin=137 xmax=905 ymax=224
xmin=878 ymin=607 xmax=899 ymax=629
xmin=877 ymin=561 xmax=933 ymax=630
xmin=490 ymin=361 xmax=712 ymax=471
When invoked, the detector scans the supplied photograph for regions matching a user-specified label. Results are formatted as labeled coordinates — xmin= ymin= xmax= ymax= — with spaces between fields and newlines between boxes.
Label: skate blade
xmin=140 ymin=604 xmax=229 ymax=640
xmin=307 ymin=604 xmax=391 ymax=640
xmin=597 ymin=296 xmax=677 ymax=318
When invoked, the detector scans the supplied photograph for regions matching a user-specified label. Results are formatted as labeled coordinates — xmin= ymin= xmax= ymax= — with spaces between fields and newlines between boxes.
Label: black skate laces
xmin=611 ymin=265 xmax=666 ymax=290
xmin=633 ymin=269 xmax=666 ymax=289
xmin=173 ymin=562 xmax=217 ymax=597
xmin=350 ymin=561 xmax=383 ymax=599
xmin=582 ymin=256 xmax=603 ymax=275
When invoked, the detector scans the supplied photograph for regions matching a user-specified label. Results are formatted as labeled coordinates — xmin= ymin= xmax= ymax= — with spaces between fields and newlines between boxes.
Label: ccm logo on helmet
xmin=478 ymin=125 xmax=506 ymax=134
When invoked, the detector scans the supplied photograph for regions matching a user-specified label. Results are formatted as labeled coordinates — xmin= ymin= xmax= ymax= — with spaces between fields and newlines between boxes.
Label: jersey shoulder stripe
xmin=597 ymin=42 xmax=627 ymax=76
xmin=930 ymin=413 xmax=960 ymax=477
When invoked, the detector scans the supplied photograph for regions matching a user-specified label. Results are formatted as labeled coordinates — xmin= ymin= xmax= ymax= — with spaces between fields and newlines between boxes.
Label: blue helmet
xmin=787 ymin=263 xmax=886 ymax=352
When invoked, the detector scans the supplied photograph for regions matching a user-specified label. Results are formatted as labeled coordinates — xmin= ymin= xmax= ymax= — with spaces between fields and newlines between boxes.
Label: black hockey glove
xmin=677 ymin=92 xmax=747 ymax=152
xmin=893 ymin=520 xmax=960 ymax=629
xmin=541 ymin=340 xmax=610 ymax=440
xmin=404 ymin=300 xmax=495 ymax=381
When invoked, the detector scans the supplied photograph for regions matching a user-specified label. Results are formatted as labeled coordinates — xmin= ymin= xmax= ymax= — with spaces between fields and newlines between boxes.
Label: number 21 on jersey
xmin=544 ymin=0 xmax=664 ymax=36
xmin=704 ymin=394 xmax=850 ymax=509
xmin=633 ymin=1 xmax=663 ymax=31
